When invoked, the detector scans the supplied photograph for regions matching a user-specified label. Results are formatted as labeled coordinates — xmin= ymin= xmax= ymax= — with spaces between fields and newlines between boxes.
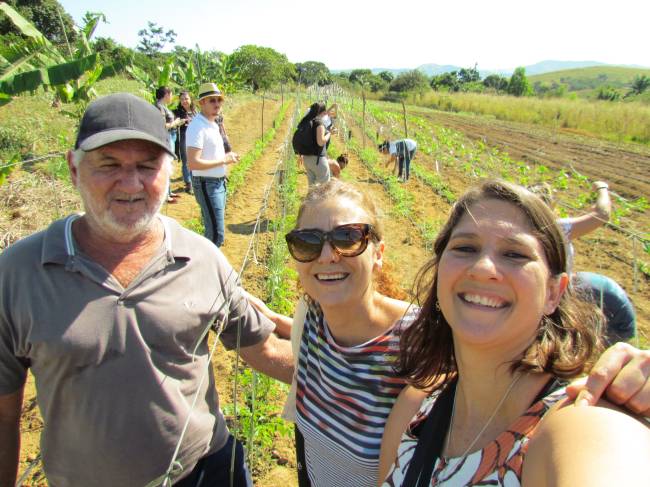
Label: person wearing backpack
xmin=293 ymin=102 xmax=332 ymax=186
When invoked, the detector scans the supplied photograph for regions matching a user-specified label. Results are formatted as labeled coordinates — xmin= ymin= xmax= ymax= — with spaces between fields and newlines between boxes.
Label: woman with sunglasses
xmin=248 ymin=179 xmax=650 ymax=487
xmin=378 ymin=180 xmax=649 ymax=487
xmin=250 ymin=179 xmax=415 ymax=486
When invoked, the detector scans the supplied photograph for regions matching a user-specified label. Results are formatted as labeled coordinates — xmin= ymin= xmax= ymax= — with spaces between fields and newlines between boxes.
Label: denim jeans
xmin=192 ymin=176 xmax=227 ymax=247
xmin=398 ymin=148 xmax=416 ymax=180
xmin=178 ymin=134 xmax=191 ymax=185
xmin=173 ymin=435 xmax=253 ymax=487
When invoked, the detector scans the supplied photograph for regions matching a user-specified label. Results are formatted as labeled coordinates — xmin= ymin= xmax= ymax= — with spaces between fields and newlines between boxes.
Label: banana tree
xmin=0 ymin=5 xmax=129 ymax=106
xmin=126 ymin=55 xmax=176 ymax=102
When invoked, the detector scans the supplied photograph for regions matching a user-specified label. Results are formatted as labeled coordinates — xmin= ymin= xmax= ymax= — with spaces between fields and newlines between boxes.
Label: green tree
xmin=0 ymin=0 xmax=76 ymax=45
xmin=389 ymin=69 xmax=429 ymax=92
xmin=348 ymin=68 xmax=372 ymax=85
xmin=597 ymin=86 xmax=621 ymax=101
xmin=378 ymin=71 xmax=394 ymax=83
xmin=458 ymin=65 xmax=480 ymax=83
xmin=295 ymin=61 xmax=330 ymax=86
xmin=366 ymin=74 xmax=388 ymax=92
xmin=137 ymin=21 xmax=176 ymax=56
xmin=507 ymin=67 xmax=531 ymax=97
xmin=629 ymin=74 xmax=650 ymax=95
xmin=483 ymin=73 xmax=509 ymax=92
xmin=431 ymin=71 xmax=460 ymax=92
xmin=230 ymin=44 xmax=294 ymax=91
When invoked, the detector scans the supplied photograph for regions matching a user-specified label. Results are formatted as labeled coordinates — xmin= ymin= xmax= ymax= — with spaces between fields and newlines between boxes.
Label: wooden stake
xmin=401 ymin=101 xmax=408 ymax=138
xmin=261 ymin=93 xmax=265 ymax=139
xmin=362 ymin=92 xmax=366 ymax=150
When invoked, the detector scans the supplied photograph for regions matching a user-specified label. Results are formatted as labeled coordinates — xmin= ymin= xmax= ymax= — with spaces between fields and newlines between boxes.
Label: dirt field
xmin=6 ymin=94 xmax=649 ymax=486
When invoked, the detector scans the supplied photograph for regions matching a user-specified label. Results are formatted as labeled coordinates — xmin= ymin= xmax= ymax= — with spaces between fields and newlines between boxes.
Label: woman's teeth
xmin=462 ymin=293 xmax=506 ymax=308
xmin=316 ymin=273 xmax=348 ymax=281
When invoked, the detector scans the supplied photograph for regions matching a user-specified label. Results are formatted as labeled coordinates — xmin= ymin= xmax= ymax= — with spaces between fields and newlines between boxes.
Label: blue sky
xmin=59 ymin=0 xmax=650 ymax=71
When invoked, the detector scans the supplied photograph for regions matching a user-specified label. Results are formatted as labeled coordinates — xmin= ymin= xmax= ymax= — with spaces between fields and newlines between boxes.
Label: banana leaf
xmin=0 ymin=4 xmax=51 ymax=45
xmin=0 ymin=68 xmax=49 ymax=94
xmin=48 ymin=53 xmax=98 ymax=86
xmin=0 ymin=53 xmax=98 ymax=96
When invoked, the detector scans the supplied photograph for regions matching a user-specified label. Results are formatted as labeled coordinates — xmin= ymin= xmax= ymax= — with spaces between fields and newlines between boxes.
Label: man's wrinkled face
xmin=69 ymin=140 xmax=170 ymax=239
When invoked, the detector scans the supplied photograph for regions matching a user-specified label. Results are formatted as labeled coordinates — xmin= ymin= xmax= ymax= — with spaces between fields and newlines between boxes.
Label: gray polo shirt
xmin=0 ymin=214 xmax=274 ymax=486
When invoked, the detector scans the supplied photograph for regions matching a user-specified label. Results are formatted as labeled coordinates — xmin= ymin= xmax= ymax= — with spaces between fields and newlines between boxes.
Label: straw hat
xmin=197 ymin=82 xmax=224 ymax=101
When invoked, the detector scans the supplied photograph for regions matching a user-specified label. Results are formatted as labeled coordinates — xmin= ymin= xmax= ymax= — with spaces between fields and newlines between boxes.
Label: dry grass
xmin=405 ymin=91 xmax=650 ymax=145
xmin=0 ymin=170 xmax=80 ymax=250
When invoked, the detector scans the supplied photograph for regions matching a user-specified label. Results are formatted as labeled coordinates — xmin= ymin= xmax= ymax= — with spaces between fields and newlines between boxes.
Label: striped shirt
xmin=295 ymin=302 xmax=418 ymax=487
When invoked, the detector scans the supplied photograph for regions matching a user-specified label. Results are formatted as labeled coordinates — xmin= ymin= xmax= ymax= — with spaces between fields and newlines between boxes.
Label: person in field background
xmin=530 ymin=180 xmax=636 ymax=345
xmin=155 ymin=86 xmax=185 ymax=202
xmin=186 ymin=82 xmax=240 ymax=247
xmin=379 ymin=138 xmax=417 ymax=182
xmin=173 ymin=90 xmax=198 ymax=194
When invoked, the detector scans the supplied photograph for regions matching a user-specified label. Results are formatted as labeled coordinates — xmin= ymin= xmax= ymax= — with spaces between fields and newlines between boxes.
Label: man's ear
xmin=544 ymin=272 xmax=569 ymax=315
xmin=66 ymin=150 xmax=79 ymax=187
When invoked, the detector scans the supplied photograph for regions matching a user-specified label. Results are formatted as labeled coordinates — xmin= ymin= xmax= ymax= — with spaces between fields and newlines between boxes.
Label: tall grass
xmin=405 ymin=91 xmax=650 ymax=145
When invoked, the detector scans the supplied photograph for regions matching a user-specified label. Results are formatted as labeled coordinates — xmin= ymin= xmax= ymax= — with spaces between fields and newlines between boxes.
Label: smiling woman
xmin=378 ymin=180 xmax=650 ymax=487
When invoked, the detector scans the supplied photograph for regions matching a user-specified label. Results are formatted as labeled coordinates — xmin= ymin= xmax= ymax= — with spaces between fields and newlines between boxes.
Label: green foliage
xmin=295 ymin=61 xmax=331 ymax=86
xmin=230 ymin=44 xmax=294 ymax=91
xmin=0 ymin=6 xmax=128 ymax=104
xmin=136 ymin=21 xmax=176 ymax=57
xmin=483 ymin=74 xmax=509 ymax=92
xmin=389 ymin=69 xmax=429 ymax=92
xmin=0 ymin=0 xmax=76 ymax=45
xmin=508 ymin=67 xmax=532 ymax=97
xmin=431 ymin=71 xmax=460 ymax=92
xmin=378 ymin=71 xmax=394 ymax=83
xmin=628 ymin=74 xmax=650 ymax=96
xmin=348 ymin=69 xmax=373 ymax=85
xmin=596 ymin=85 xmax=621 ymax=101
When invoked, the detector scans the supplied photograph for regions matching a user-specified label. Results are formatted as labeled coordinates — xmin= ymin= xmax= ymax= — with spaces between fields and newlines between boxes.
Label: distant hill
xmin=524 ymin=60 xmax=606 ymax=75
xmin=333 ymin=61 xmax=650 ymax=81
xmin=414 ymin=64 xmax=462 ymax=76
xmin=529 ymin=65 xmax=650 ymax=93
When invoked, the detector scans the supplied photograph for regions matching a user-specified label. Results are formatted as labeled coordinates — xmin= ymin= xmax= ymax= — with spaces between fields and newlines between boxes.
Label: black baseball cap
xmin=75 ymin=93 xmax=175 ymax=157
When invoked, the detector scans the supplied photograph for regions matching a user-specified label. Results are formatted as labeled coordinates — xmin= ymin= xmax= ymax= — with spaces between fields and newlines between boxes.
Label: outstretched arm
xmin=563 ymin=181 xmax=611 ymax=239
xmin=522 ymin=399 xmax=650 ymax=486
xmin=0 ymin=388 xmax=23 ymax=487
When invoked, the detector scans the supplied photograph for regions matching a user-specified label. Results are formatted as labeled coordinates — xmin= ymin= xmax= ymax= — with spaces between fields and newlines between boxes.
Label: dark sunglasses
xmin=285 ymin=223 xmax=378 ymax=263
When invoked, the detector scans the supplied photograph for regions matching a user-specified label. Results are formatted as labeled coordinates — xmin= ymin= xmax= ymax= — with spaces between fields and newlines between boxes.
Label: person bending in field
xmin=329 ymin=154 xmax=349 ymax=178
xmin=530 ymin=180 xmax=635 ymax=345
xmin=379 ymin=138 xmax=417 ymax=182
xmin=0 ymin=93 xmax=292 ymax=487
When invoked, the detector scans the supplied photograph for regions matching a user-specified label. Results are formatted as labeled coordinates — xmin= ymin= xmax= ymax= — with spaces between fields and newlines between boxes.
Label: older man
xmin=187 ymin=82 xmax=239 ymax=247
xmin=0 ymin=93 xmax=292 ymax=487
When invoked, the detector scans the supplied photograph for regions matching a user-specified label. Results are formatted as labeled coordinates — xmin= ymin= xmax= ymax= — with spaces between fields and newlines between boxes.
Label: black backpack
xmin=292 ymin=120 xmax=318 ymax=156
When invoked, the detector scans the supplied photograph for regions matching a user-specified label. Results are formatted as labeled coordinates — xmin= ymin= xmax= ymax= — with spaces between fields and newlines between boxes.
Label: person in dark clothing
xmin=173 ymin=91 xmax=198 ymax=193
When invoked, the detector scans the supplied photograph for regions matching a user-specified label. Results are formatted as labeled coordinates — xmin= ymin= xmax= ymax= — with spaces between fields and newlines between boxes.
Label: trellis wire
xmin=147 ymin=99 xmax=297 ymax=487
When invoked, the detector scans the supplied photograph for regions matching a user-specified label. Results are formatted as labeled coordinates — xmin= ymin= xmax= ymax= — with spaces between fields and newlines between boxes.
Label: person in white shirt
xmin=186 ymin=83 xmax=239 ymax=247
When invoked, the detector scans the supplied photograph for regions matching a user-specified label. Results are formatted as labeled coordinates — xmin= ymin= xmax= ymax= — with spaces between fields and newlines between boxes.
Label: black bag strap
xmin=402 ymin=378 xmax=457 ymax=487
